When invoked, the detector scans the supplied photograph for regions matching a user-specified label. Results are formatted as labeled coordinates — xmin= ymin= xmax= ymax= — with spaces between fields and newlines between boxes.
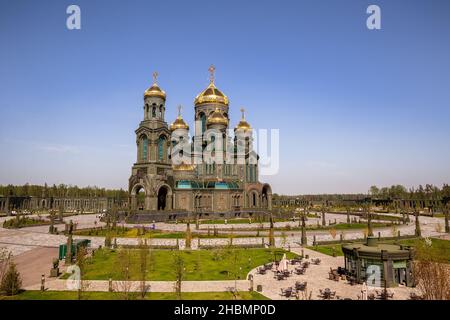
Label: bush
xmin=0 ymin=261 xmax=22 ymax=296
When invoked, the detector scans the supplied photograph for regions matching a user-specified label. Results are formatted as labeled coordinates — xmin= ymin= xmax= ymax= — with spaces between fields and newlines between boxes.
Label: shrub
xmin=0 ymin=261 xmax=22 ymax=296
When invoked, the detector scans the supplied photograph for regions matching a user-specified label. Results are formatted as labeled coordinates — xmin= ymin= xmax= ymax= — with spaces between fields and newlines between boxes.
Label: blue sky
xmin=0 ymin=0 xmax=449 ymax=194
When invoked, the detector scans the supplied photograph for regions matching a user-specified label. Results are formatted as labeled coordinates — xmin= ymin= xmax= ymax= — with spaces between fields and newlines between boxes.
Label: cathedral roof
xmin=207 ymin=107 xmax=228 ymax=126
xmin=170 ymin=106 xmax=189 ymax=131
xmin=235 ymin=108 xmax=251 ymax=131
xmin=172 ymin=162 xmax=196 ymax=171
xmin=144 ymin=71 xmax=166 ymax=100
xmin=194 ymin=65 xmax=229 ymax=107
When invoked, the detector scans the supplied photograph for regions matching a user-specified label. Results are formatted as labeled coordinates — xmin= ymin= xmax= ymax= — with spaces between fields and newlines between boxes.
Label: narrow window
xmin=142 ymin=137 xmax=148 ymax=161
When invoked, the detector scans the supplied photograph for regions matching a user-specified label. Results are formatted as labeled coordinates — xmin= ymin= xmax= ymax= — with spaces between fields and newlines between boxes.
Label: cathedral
xmin=128 ymin=66 xmax=272 ymax=219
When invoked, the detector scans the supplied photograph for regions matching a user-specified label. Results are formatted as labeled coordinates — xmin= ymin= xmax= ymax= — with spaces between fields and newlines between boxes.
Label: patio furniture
xmin=275 ymin=273 xmax=285 ymax=281
xmin=281 ymin=287 xmax=293 ymax=298
xmin=258 ymin=268 xmax=266 ymax=275
xmin=347 ymin=276 xmax=356 ymax=286
xmin=295 ymin=281 xmax=307 ymax=291
xmin=295 ymin=267 xmax=305 ymax=275
xmin=376 ymin=290 xmax=394 ymax=300
xmin=409 ymin=292 xmax=424 ymax=300
xmin=319 ymin=289 xmax=331 ymax=300
xmin=283 ymin=270 xmax=291 ymax=277
xmin=312 ymin=258 xmax=321 ymax=265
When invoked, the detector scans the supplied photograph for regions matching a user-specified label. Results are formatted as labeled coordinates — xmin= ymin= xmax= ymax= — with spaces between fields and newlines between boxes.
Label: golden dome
xmin=235 ymin=108 xmax=251 ymax=131
xmin=144 ymin=71 xmax=166 ymax=100
xmin=207 ymin=107 xmax=228 ymax=126
xmin=194 ymin=65 xmax=229 ymax=106
xmin=172 ymin=162 xmax=196 ymax=171
xmin=170 ymin=105 xmax=189 ymax=131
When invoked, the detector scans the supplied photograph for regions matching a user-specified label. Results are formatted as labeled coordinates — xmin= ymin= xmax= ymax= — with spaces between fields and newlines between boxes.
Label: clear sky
xmin=1 ymin=0 xmax=449 ymax=195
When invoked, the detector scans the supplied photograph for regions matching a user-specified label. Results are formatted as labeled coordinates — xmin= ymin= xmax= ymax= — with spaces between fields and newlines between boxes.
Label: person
xmin=361 ymin=282 xmax=368 ymax=300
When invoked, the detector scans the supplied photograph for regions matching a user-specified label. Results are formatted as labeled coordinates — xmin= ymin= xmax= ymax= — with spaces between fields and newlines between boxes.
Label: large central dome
xmin=194 ymin=65 xmax=229 ymax=107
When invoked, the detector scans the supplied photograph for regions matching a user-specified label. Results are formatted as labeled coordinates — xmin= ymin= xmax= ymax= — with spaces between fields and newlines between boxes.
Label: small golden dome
xmin=194 ymin=65 xmax=229 ymax=106
xmin=170 ymin=105 xmax=189 ymax=131
xmin=207 ymin=107 xmax=228 ymax=126
xmin=235 ymin=107 xmax=251 ymax=131
xmin=172 ymin=162 xmax=196 ymax=171
xmin=144 ymin=71 xmax=166 ymax=100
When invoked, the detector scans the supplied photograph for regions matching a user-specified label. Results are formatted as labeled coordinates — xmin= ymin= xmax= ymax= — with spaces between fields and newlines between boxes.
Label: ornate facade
xmin=128 ymin=67 xmax=272 ymax=215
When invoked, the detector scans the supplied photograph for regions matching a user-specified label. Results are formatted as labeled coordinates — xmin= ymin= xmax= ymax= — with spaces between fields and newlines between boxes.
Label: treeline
xmin=0 ymin=183 xmax=128 ymax=199
xmin=273 ymin=184 xmax=450 ymax=201
xmin=369 ymin=184 xmax=450 ymax=200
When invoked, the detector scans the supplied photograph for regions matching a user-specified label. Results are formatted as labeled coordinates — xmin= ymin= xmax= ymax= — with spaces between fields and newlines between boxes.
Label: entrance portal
xmin=137 ymin=187 xmax=145 ymax=210
xmin=157 ymin=186 xmax=168 ymax=210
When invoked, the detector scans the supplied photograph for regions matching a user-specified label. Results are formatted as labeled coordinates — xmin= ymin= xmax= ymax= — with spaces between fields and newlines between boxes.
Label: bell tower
xmin=129 ymin=71 xmax=173 ymax=212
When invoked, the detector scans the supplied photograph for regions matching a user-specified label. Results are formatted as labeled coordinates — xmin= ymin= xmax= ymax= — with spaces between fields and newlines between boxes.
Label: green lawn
xmin=308 ymin=237 xmax=450 ymax=262
xmin=396 ymin=238 xmax=450 ymax=263
xmin=307 ymin=244 xmax=344 ymax=256
xmin=74 ymin=227 xmax=259 ymax=239
xmin=2 ymin=216 xmax=51 ymax=229
xmin=71 ymin=248 xmax=296 ymax=281
xmin=2 ymin=290 xmax=268 ymax=300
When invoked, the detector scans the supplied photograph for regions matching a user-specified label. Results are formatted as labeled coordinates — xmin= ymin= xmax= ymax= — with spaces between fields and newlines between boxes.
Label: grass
xmin=67 ymin=248 xmax=296 ymax=281
xmin=308 ymin=237 xmax=450 ymax=262
xmin=1 ymin=290 xmax=269 ymax=300
xmin=308 ymin=244 xmax=344 ymax=256
xmin=2 ymin=216 xmax=51 ymax=229
xmin=396 ymin=238 xmax=450 ymax=263
xmin=197 ymin=218 xmax=301 ymax=224
xmin=73 ymin=227 xmax=259 ymax=239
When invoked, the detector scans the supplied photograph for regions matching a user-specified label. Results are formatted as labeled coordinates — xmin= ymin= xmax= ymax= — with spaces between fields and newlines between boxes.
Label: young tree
xmin=58 ymin=204 xmax=64 ymax=222
xmin=268 ymin=215 xmax=275 ymax=248
xmin=115 ymin=248 xmax=133 ymax=300
xmin=185 ymin=222 xmax=192 ymax=249
xmin=172 ymin=252 xmax=185 ymax=300
xmin=280 ymin=231 xmax=287 ymax=248
xmin=0 ymin=251 xmax=22 ymax=296
xmin=301 ymin=213 xmax=307 ymax=246
xmin=138 ymin=239 xmax=149 ymax=298
xmin=48 ymin=210 xmax=55 ymax=234
xmin=414 ymin=209 xmax=421 ymax=237
xmin=75 ymin=246 xmax=89 ymax=300
xmin=321 ymin=206 xmax=326 ymax=226
xmin=445 ymin=204 xmax=449 ymax=234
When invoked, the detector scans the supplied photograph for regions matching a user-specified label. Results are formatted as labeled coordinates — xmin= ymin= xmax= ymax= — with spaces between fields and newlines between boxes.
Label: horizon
xmin=1 ymin=0 xmax=450 ymax=194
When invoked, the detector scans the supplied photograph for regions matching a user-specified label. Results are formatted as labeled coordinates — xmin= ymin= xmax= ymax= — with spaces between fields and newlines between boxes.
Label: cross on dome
xmin=208 ymin=65 xmax=215 ymax=83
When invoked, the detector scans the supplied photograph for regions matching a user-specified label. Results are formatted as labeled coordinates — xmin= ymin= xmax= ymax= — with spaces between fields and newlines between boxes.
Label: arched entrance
xmin=137 ymin=187 xmax=146 ymax=210
xmin=131 ymin=184 xmax=147 ymax=211
xmin=157 ymin=186 xmax=168 ymax=210
xmin=248 ymin=190 xmax=259 ymax=208
xmin=262 ymin=184 xmax=272 ymax=210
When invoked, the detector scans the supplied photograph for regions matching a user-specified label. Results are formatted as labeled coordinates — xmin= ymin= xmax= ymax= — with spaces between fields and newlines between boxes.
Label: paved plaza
xmin=0 ymin=213 xmax=447 ymax=299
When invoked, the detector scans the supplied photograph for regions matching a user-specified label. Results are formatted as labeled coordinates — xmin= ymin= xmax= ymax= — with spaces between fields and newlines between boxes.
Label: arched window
xmin=211 ymin=135 xmax=215 ymax=152
xmin=158 ymin=136 xmax=166 ymax=161
xmin=200 ymin=113 xmax=206 ymax=133
xmin=142 ymin=136 xmax=148 ymax=161
xmin=152 ymin=105 xmax=156 ymax=118
xmin=159 ymin=105 xmax=163 ymax=118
